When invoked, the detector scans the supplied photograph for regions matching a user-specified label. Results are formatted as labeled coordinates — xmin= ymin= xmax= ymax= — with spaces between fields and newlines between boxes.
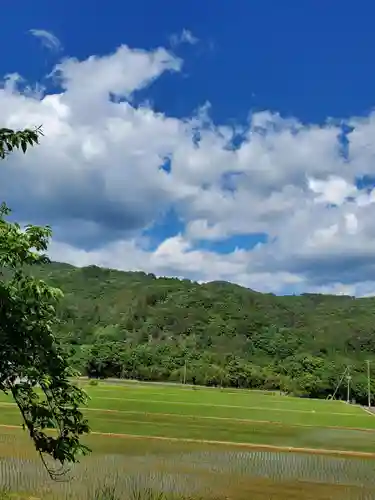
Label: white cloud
xmin=170 ymin=29 xmax=199 ymax=48
xmin=53 ymin=45 xmax=182 ymax=102
xmin=308 ymin=176 xmax=357 ymax=206
xmin=29 ymin=29 xmax=62 ymax=52
xmin=345 ymin=213 xmax=358 ymax=234
xmin=2 ymin=43 xmax=375 ymax=296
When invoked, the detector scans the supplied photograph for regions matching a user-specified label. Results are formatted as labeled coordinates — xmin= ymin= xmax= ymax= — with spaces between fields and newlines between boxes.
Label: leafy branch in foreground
xmin=0 ymin=126 xmax=42 ymax=159
xmin=0 ymin=128 xmax=90 ymax=478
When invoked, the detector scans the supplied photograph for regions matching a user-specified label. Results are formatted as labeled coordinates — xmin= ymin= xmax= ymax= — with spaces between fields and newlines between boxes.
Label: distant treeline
xmin=68 ymin=341 xmax=369 ymax=403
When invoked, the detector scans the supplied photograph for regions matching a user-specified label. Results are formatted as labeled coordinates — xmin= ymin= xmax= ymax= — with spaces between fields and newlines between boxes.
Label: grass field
xmin=1 ymin=380 xmax=375 ymax=499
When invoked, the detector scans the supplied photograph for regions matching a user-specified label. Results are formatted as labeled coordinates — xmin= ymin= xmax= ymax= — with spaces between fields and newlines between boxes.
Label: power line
xmin=331 ymin=365 xmax=349 ymax=400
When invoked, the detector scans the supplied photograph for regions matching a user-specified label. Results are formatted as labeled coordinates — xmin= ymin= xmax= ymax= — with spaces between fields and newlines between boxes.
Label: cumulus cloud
xmin=1 ymin=42 xmax=375 ymax=296
xmin=29 ymin=29 xmax=62 ymax=52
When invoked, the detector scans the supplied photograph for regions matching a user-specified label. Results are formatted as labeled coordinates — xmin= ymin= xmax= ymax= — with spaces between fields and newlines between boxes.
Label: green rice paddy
xmin=1 ymin=380 xmax=375 ymax=499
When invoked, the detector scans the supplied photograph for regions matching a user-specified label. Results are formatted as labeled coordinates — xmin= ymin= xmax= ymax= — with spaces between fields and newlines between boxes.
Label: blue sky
xmin=3 ymin=1 xmax=375 ymax=123
xmin=1 ymin=0 xmax=375 ymax=295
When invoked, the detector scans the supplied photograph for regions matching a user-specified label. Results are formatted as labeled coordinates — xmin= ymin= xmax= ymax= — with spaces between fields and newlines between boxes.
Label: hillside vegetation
xmin=29 ymin=262 xmax=375 ymax=404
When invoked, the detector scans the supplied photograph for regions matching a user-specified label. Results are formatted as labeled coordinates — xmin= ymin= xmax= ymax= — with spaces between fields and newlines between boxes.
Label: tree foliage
xmin=0 ymin=127 xmax=90 ymax=478
xmin=0 ymin=126 xmax=42 ymax=159
xmin=28 ymin=263 xmax=375 ymax=405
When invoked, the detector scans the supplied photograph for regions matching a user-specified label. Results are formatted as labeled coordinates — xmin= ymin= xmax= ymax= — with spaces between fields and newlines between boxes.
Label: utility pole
xmin=366 ymin=360 xmax=371 ymax=408
xmin=346 ymin=366 xmax=351 ymax=404
xmin=331 ymin=366 xmax=348 ymax=401
xmin=183 ymin=359 xmax=187 ymax=385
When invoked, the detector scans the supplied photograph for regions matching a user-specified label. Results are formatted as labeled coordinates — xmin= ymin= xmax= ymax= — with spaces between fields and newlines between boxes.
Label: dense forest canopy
xmin=30 ymin=261 xmax=375 ymax=404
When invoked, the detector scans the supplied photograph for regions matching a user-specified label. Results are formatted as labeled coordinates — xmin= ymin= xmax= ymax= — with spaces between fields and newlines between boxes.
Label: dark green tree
xmin=0 ymin=127 xmax=90 ymax=478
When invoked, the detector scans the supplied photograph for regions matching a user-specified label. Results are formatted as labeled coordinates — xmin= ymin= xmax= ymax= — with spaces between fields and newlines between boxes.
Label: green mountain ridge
xmin=29 ymin=261 xmax=375 ymax=404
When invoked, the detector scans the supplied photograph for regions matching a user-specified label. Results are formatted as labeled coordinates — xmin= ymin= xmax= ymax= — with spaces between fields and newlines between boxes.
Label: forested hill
xmin=32 ymin=262 xmax=375 ymax=403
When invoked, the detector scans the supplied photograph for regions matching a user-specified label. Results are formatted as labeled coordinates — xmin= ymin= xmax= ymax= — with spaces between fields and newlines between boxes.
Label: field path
xmin=1 ymin=423 xmax=375 ymax=459
xmin=362 ymin=406 xmax=375 ymax=416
